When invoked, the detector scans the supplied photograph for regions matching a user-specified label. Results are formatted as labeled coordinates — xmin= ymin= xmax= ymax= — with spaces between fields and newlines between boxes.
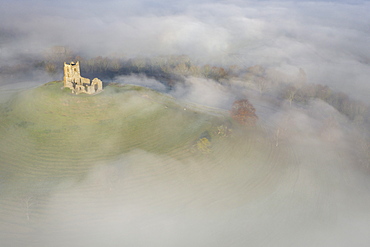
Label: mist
xmin=2 ymin=0 xmax=370 ymax=100
xmin=0 ymin=0 xmax=370 ymax=246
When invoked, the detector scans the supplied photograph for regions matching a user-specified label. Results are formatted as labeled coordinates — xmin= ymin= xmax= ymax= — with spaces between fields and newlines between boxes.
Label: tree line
xmin=1 ymin=46 xmax=369 ymax=128
xmin=280 ymin=83 xmax=370 ymax=125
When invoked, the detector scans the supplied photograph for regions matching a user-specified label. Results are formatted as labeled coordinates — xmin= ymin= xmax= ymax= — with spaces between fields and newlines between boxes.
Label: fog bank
xmin=0 ymin=0 xmax=370 ymax=246
xmin=1 ymin=0 xmax=370 ymax=100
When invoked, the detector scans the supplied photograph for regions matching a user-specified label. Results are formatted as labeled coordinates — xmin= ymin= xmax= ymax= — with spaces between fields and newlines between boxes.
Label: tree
xmin=210 ymin=66 xmax=228 ymax=81
xmin=44 ymin=62 xmax=57 ymax=75
xmin=129 ymin=57 xmax=146 ymax=72
xmin=282 ymin=85 xmax=298 ymax=106
xmin=231 ymin=99 xmax=258 ymax=125
xmin=173 ymin=63 xmax=189 ymax=76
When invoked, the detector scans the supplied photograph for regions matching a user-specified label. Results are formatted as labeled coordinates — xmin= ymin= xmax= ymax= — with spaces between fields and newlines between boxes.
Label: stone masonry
xmin=63 ymin=61 xmax=103 ymax=94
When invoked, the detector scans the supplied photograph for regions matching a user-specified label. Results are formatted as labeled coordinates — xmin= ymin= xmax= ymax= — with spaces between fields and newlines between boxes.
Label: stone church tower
xmin=63 ymin=61 xmax=103 ymax=94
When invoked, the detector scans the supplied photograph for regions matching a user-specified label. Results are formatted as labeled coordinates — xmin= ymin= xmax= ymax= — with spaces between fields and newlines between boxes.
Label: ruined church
xmin=63 ymin=61 xmax=103 ymax=94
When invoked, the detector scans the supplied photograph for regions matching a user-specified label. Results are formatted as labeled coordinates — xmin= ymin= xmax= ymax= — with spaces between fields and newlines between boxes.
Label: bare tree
xmin=286 ymin=86 xmax=297 ymax=106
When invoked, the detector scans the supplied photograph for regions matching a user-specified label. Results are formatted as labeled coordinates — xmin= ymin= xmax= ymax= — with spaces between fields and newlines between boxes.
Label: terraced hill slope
xmin=0 ymin=81 xmax=229 ymax=184
xmin=0 ymin=82 xmax=279 ymax=205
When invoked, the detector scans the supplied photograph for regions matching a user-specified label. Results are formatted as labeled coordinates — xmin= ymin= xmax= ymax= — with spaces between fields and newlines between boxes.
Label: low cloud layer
xmin=1 ymin=0 xmax=370 ymax=99
xmin=0 ymin=0 xmax=370 ymax=246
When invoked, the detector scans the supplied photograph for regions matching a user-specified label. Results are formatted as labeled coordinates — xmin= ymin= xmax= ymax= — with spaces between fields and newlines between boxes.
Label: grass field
xmin=0 ymin=81 xmax=244 ymax=188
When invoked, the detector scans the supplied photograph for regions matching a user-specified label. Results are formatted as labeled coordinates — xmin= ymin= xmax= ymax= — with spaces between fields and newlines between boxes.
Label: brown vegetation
xmin=231 ymin=99 xmax=258 ymax=125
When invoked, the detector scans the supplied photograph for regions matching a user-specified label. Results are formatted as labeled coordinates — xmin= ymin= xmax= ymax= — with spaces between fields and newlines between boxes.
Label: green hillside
xmin=0 ymin=82 xmax=226 ymax=184
xmin=0 ymin=81 xmax=275 ymax=198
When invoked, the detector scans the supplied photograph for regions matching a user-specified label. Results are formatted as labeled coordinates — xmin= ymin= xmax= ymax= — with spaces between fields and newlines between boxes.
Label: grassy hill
xmin=0 ymin=81 xmax=276 ymax=199
xmin=0 ymin=81 xmax=231 ymax=184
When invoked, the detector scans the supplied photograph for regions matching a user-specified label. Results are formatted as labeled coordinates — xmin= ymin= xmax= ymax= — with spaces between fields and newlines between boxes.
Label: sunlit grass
xmin=0 ymin=81 xmax=226 ymax=185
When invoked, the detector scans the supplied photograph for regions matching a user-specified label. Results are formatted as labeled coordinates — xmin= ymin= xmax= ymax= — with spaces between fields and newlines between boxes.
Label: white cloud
xmin=1 ymin=1 xmax=370 ymax=246
xmin=170 ymin=77 xmax=234 ymax=109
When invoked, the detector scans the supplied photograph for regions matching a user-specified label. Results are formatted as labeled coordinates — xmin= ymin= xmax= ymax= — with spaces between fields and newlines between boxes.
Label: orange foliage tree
xmin=231 ymin=99 xmax=258 ymax=125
